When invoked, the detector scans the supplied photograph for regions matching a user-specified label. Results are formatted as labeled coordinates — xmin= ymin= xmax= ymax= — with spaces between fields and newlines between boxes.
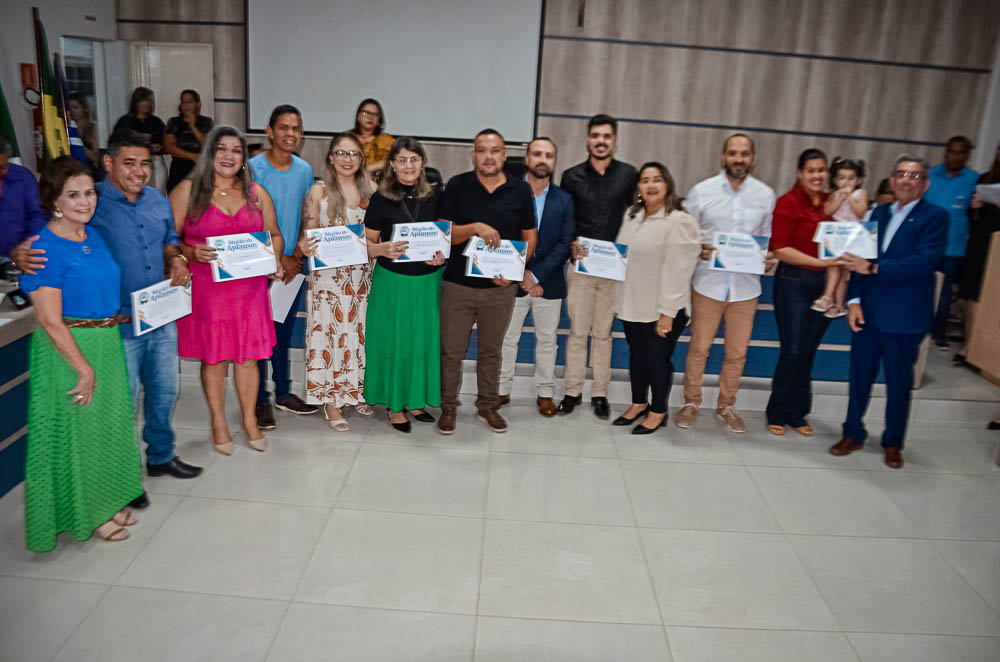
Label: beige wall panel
xmin=117 ymin=0 xmax=244 ymax=23
xmin=539 ymin=40 xmax=986 ymax=143
xmin=213 ymin=101 xmax=246 ymax=130
xmin=544 ymin=0 xmax=1000 ymax=69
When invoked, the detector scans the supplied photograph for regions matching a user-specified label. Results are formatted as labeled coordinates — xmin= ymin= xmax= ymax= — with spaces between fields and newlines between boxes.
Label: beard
xmin=528 ymin=164 xmax=551 ymax=179
xmin=725 ymin=163 xmax=749 ymax=180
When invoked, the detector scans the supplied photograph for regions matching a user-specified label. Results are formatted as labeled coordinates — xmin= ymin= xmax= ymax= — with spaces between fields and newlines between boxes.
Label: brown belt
xmin=63 ymin=314 xmax=132 ymax=329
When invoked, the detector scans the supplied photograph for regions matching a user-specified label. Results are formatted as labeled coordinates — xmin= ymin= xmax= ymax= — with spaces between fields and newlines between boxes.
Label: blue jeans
xmin=121 ymin=323 xmax=179 ymax=465
xmin=257 ymin=281 xmax=299 ymax=405
xmin=932 ymin=256 xmax=964 ymax=345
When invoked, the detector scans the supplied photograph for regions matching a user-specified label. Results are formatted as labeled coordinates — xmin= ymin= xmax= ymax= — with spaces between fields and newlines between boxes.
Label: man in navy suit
xmin=830 ymin=155 xmax=948 ymax=468
xmin=499 ymin=137 xmax=575 ymax=416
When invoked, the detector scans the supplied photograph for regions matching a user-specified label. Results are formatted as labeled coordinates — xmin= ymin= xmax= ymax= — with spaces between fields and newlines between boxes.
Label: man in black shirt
xmin=557 ymin=114 xmax=638 ymax=419
xmin=438 ymin=129 xmax=538 ymax=434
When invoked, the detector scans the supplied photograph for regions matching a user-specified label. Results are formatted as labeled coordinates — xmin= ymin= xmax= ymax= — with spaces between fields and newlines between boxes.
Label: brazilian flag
xmin=33 ymin=7 xmax=70 ymax=165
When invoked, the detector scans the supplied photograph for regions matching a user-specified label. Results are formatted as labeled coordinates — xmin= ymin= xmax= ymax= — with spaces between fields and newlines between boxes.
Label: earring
xmin=53 ymin=210 xmax=64 ymax=218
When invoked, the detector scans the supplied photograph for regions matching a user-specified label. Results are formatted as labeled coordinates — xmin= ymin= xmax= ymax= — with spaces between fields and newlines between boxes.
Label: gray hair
xmin=893 ymin=154 xmax=930 ymax=177
xmin=185 ymin=125 xmax=253 ymax=222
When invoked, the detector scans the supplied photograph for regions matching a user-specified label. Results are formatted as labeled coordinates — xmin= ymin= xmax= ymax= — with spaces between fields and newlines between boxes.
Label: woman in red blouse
xmin=765 ymin=149 xmax=842 ymax=436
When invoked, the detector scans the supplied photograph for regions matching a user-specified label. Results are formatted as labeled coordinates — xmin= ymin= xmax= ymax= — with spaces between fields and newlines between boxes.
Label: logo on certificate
xmin=214 ymin=239 xmax=226 ymax=249
xmin=139 ymin=292 xmax=149 ymax=304
xmin=400 ymin=226 xmax=409 ymax=236
xmin=476 ymin=239 xmax=485 ymax=250
xmin=581 ymin=239 xmax=591 ymax=250
xmin=717 ymin=234 xmax=728 ymax=245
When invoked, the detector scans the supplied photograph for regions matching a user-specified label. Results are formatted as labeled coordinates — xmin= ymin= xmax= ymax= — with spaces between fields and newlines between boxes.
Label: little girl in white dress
xmin=812 ymin=157 xmax=869 ymax=318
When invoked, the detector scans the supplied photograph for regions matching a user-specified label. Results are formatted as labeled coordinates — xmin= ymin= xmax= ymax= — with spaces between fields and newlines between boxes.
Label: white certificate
xmin=131 ymin=279 xmax=191 ymax=336
xmin=709 ymin=232 xmax=769 ymax=275
xmin=208 ymin=231 xmax=276 ymax=282
xmin=390 ymin=221 xmax=452 ymax=262
xmin=814 ymin=221 xmax=878 ymax=259
xmin=268 ymin=273 xmax=305 ymax=323
xmin=306 ymin=224 xmax=368 ymax=270
xmin=573 ymin=236 xmax=629 ymax=281
xmin=976 ymin=183 xmax=1000 ymax=207
xmin=463 ymin=237 xmax=527 ymax=281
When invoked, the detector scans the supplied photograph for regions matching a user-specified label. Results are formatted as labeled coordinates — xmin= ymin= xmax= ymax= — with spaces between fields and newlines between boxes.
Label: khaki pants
xmin=440 ymin=280 xmax=517 ymax=410
xmin=682 ymin=289 xmax=758 ymax=408
xmin=564 ymin=269 xmax=617 ymax=398
xmin=499 ymin=296 xmax=563 ymax=398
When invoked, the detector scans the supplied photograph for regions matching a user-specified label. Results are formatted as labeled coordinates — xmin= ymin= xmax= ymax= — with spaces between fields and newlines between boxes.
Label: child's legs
xmin=822 ymin=266 xmax=840 ymax=298
xmin=834 ymin=267 xmax=849 ymax=306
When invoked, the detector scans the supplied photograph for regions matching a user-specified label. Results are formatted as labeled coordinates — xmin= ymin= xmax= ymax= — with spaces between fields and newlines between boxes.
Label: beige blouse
xmin=615 ymin=206 xmax=701 ymax=323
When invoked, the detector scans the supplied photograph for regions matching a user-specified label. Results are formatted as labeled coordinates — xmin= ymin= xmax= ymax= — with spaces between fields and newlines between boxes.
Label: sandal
xmin=324 ymin=405 xmax=350 ymax=432
xmin=793 ymin=425 xmax=814 ymax=437
xmin=824 ymin=305 xmax=846 ymax=318
xmin=112 ymin=509 xmax=138 ymax=527
xmin=767 ymin=425 xmax=786 ymax=436
xmin=810 ymin=296 xmax=833 ymax=312
xmin=355 ymin=403 xmax=375 ymax=416
xmin=95 ymin=521 xmax=130 ymax=542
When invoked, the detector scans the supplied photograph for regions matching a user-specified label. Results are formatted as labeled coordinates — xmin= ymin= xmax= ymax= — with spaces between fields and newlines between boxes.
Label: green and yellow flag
xmin=33 ymin=7 xmax=69 ymax=165
xmin=0 ymin=79 xmax=19 ymax=161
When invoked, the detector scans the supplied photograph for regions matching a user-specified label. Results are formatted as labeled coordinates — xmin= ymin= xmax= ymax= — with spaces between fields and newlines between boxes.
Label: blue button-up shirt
xmin=925 ymin=164 xmax=979 ymax=257
xmin=883 ymin=198 xmax=920 ymax=252
xmin=0 ymin=163 xmax=49 ymax=257
xmin=89 ymin=179 xmax=178 ymax=338
xmin=530 ymin=180 xmax=550 ymax=229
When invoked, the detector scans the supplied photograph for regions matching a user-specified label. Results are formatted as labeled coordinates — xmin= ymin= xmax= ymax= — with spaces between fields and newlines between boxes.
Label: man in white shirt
xmin=677 ymin=134 xmax=776 ymax=432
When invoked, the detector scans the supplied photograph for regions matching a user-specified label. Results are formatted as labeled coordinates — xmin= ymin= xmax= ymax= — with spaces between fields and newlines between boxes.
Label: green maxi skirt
xmin=363 ymin=264 xmax=443 ymax=412
xmin=25 ymin=325 xmax=143 ymax=552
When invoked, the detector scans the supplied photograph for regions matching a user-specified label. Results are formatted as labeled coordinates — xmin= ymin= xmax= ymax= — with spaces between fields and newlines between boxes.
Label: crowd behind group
xmin=2 ymin=90 xmax=1000 ymax=552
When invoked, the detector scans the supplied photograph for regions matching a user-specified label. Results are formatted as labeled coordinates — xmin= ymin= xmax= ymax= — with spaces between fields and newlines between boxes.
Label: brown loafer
xmin=537 ymin=396 xmax=556 ymax=417
xmin=884 ymin=447 xmax=903 ymax=469
xmin=829 ymin=437 xmax=863 ymax=457
xmin=498 ymin=394 xmax=511 ymax=407
xmin=477 ymin=408 xmax=509 ymax=433
xmin=438 ymin=406 xmax=457 ymax=435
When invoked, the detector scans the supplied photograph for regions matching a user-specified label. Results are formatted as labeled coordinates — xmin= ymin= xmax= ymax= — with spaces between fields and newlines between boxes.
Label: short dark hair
xmin=797 ymin=148 xmax=827 ymax=170
xmin=106 ymin=129 xmax=152 ymax=158
xmin=128 ymin=86 xmax=154 ymax=116
xmin=876 ymin=177 xmax=893 ymax=197
xmin=247 ymin=142 xmax=265 ymax=157
xmin=39 ymin=156 xmax=92 ymax=213
xmin=946 ymin=135 xmax=974 ymax=151
xmin=587 ymin=114 xmax=617 ymax=134
xmin=352 ymin=98 xmax=386 ymax=136
xmin=180 ymin=89 xmax=201 ymax=105
xmin=723 ymin=133 xmax=756 ymax=154
xmin=527 ymin=136 xmax=558 ymax=156
xmin=268 ymin=104 xmax=302 ymax=129
xmin=475 ymin=128 xmax=504 ymax=142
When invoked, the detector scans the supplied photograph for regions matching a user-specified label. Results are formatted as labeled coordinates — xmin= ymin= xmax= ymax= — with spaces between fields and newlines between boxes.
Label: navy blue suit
xmin=842 ymin=198 xmax=948 ymax=448
xmin=523 ymin=184 xmax=575 ymax=300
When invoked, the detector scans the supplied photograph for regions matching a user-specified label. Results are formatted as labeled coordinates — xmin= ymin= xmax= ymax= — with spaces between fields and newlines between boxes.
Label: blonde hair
xmin=323 ymin=132 xmax=375 ymax=221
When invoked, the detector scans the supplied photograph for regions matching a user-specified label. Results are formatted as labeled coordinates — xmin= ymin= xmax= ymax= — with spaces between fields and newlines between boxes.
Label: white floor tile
xmin=934 ymin=540 xmax=1000 ymax=613
xmin=475 ymin=616 xmax=671 ymax=661
xmin=266 ymin=603 xmax=476 ymax=662
xmin=0 ymin=576 xmax=107 ymax=662
xmin=479 ymin=519 xmax=660 ymax=624
xmin=791 ymin=535 xmax=1000 ymax=635
xmin=666 ymin=626 xmax=859 ymax=662
xmin=847 ymin=632 xmax=1000 ymax=662
xmin=365 ymin=408 xmax=492 ymax=450
xmin=53 ymin=586 xmax=286 ymax=662
xmin=624 ymin=461 xmax=781 ymax=533
xmin=872 ymin=472 xmax=1000 ymax=540
xmin=851 ymin=438 xmax=981 ymax=474
xmin=615 ymin=424 xmax=742 ymax=465
xmin=490 ymin=405 xmax=618 ymax=458
xmin=487 ymin=453 xmax=633 ymax=525
xmin=641 ymin=529 xmax=838 ymax=630
xmin=141 ymin=430 xmax=222 ymax=497
xmin=118 ymin=497 xmax=327 ymax=600
xmin=295 ymin=509 xmax=481 ymax=613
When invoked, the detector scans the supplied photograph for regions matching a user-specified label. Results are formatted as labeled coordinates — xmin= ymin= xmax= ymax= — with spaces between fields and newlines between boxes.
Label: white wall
xmin=0 ymin=0 xmax=116 ymax=172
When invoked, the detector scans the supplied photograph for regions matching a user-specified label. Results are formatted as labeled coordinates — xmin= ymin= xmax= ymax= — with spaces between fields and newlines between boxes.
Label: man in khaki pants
xmin=677 ymin=134 xmax=776 ymax=432
xmin=557 ymin=114 xmax=637 ymax=419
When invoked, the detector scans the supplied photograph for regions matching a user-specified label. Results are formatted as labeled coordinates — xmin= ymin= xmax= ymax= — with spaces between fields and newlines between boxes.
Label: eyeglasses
xmin=333 ymin=149 xmax=362 ymax=160
xmin=358 ymin=109 xmax=380 ymax=119
xmin=892 ymin=170 xmax=924 ymax=180
xmin=393 ymin=156 xmax=422 ymax=165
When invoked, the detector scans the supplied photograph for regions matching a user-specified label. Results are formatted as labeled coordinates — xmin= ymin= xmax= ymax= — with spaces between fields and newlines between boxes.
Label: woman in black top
xmin=362 ymin=137 xmax=446 ymax=432
xmin=164 ymin=89 xmax=214 ymax=192
xmin=113 ymin=87 xmax=167 ymax=190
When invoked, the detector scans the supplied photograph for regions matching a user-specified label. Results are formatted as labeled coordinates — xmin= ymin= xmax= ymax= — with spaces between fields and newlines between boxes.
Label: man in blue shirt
xmin=924 ymin=135 xmax=979 ymax=349
xmin=249 ymin=105 xmax=318 ymax=429
xmin=0 ymin=136 xmax=48 ymax=258
xmin=13 ymin=130 xmax=203 ymax=504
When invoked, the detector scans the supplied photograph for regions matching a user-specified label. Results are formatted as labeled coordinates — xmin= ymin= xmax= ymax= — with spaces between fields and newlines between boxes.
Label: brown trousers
xmin=440 ymin=280 xmax=518 ymax=410
xmin=682 ymin=289 xmax=758 ymax=408
xmin=564 ymin=268 xmax=617 ymax=398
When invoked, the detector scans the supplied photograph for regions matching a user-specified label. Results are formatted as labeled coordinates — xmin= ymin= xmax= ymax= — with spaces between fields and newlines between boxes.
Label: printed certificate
xmin=814 ymin=221 xmax=878 ymax=259
xmin=208 ymin=231 xmax=276 ymax=282
xmin=709 ymin=232 xmax=769 ymax=275
xmin=268 ymin=273 xmax=305 ymax=323
xmin=306 ymin=224 xmax=369 ymax=270
xmin=390 ymin=221 xmax=452 ymax=262
xmin=573 ymin=236 xmax=629 ymax=281
xmin=131 ymin=279 xmax=191 ymax=336
xmin=463 ymin=236 xmax=527 ymax=281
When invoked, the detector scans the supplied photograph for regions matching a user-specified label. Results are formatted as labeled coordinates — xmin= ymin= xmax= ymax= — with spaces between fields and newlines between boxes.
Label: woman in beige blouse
xmin=598 ymin=161 xmax=700 ymax=434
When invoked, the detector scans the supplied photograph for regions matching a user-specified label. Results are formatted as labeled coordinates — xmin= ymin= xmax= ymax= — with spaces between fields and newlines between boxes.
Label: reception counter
xmin=0 ymin=306 xmax=35 ymax=498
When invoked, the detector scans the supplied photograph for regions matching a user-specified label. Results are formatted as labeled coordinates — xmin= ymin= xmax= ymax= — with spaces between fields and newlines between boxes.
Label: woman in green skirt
xmin=19 ymin=157 xmax=144 ymax=552
xmin=363 ymin=137 xmax=446 ymax=433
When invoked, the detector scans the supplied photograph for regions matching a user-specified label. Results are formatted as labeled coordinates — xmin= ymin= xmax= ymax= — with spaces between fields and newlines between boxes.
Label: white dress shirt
xmin=847 ymin=197 xmax=921 ymax=306
xmin=683 ymin=172 xmax=776 ymax=303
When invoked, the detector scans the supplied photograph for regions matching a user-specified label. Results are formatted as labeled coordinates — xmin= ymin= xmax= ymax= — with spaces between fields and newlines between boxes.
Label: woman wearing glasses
xmin=297 ymin=133 xmax=376 ymax=431
xmin=362 ymin=138 xmax=446 ymax=433
xmin=351 ymin=98 xmax=393 ymax=176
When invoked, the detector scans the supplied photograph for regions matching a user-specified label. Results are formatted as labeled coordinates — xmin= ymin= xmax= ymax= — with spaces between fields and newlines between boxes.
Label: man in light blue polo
xmin=249 ymin=104 xmax=317 ymax=429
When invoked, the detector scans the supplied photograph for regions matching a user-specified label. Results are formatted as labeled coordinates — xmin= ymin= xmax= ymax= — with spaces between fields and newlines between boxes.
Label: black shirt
xmin=439 ymin=171 xmax=535 ymax=288
xmin=113 ymin=114 xmax=166 ymax=153
xmin=365 ymin=187 xmax=443 ymax=277
xmin=165 ymin=114 xmax=214 ymax=191
xmin=559 ymin=158 xmax=638 ymax=242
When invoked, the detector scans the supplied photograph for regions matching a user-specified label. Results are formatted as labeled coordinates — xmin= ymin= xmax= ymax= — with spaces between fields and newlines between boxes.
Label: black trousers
xmin=622 ymin=310 xmax=688 ymax=414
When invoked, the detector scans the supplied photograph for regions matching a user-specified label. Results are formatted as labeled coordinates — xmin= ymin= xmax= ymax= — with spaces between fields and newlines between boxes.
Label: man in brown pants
xmin=677 ymin=134 xmax=776 ymax=432
xmin=437 ymin=129 xmax=537 ymax=435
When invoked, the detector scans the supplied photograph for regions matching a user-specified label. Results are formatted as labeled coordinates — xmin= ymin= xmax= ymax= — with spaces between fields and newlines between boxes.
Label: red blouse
xmin=769 ymin=184 xmax=830 ymax=271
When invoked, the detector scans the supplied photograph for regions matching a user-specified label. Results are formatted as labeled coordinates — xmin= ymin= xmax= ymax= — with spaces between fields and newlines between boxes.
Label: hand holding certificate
xmin=709 ymin=232 xmax=769 ymax=275
xmin=303 ymin=224 xmax=369 ymax=270
xmin=390 ymin=221 xmax=452 ymax=262
xmin=131 ymin=279 xmax=192 ymax=336
xmin=813 ymin=221 xmax=877 ymax=259
xmin=207 ymin=231 xmax=278 ymax=282
xmin=463 ymin=236 xmax=527 ymax=281
xmin=573 ymin=236 xmax=629 ymax=281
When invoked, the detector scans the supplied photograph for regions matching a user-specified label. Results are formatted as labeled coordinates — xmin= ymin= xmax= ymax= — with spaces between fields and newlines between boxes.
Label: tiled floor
xmin=1 ymin=379 xmax=1000 ymax=661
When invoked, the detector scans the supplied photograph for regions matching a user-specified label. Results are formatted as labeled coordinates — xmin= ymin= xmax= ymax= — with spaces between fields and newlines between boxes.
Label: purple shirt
xmin=0 ymin=163 xmax=49 ymax=257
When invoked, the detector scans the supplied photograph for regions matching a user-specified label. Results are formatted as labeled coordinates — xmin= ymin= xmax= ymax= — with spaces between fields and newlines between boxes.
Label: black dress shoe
xmin=613 ymin=406 xmax=649 ymax=426
xmin=256 ymin=403 xmax=277 ymax=431
xmin=147 ymin=457 xmax=204 ymax=479
xmin=988 ymin=421 xmax=1000 ymax=430
xmin=592 ymin=397 xmax=611 ymax=420
xmin=632 ymin=418 xmax=666 ymax=435
xmin=128 ymin=491 xmax=150 ymax=509
xmin=388 ymin=415 xmax=412 ymax=433
xmin=557 ymin=394 xmax=583 ymax=415
xmin=405 ymin=408 xmax=436 ymax=423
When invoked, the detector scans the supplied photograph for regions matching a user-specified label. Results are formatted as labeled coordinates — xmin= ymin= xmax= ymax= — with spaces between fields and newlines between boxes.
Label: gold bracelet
xmin=172 ymin=253 xmax=189 ymax=265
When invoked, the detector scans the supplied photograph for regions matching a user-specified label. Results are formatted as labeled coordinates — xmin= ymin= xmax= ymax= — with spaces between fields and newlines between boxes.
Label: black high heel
xmin=632 ymin=415 xmax=667 ymax=435
xmin=613 ymin=404 xmax=649 ymax=426
xmin=404 ymin=408 xmax=435 ymax=423
xmin=387 ymin=412 xmax=411 ymax=433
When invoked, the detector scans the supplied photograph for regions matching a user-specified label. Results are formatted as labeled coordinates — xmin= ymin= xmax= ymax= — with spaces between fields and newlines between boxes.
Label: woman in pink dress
xmin=170 ymin=126 xmax=284 ymax=455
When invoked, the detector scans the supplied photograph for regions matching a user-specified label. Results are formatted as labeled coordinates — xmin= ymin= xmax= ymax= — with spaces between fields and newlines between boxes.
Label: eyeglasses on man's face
xmin=892 ymin=170 xmax=924 ymax=181
xmin=394 ymin=156 xmax=422 ymax=165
